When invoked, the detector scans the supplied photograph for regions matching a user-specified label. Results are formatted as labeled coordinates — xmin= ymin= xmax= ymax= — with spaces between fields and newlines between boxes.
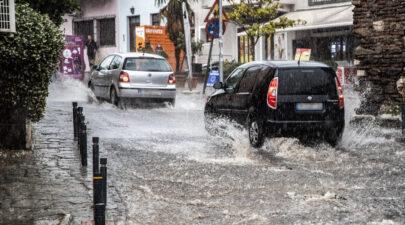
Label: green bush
xmin=0 ymin=3 xmax=64 ymax=122
xmin=223 ymin=60 xmax=241 ymax=79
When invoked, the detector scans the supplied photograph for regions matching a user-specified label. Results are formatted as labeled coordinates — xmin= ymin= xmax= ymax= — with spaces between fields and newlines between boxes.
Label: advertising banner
xmin=59 ymin=35 xmax=85 ymax=79
xmin=294 ymin=48 xmax=312 ymax=61
xmin=207 ymin=69 xmax=220 ymax=87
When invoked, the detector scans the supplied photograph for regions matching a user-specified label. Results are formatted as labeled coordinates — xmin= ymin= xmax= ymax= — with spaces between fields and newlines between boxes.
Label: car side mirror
xmin=92 ymin=65 xmax=99 ymax=71
xmin=213 ymin=82 xmax=223 ymax=89
xmin=225 ymin=87 xmax=234 ymax=94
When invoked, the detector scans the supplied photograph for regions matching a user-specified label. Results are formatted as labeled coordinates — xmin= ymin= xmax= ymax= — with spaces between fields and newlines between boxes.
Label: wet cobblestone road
xmin=0 ymin=80 xmax=404 ymax=224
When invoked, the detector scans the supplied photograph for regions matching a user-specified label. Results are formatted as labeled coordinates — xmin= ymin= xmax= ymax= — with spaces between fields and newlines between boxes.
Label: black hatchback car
xmin=204 ymin=61 xmax=345 ymax=147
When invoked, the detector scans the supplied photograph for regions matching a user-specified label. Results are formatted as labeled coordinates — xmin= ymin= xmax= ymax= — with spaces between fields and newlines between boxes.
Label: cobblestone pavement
xmin=0 ymin=103 xmax=125 ymax=225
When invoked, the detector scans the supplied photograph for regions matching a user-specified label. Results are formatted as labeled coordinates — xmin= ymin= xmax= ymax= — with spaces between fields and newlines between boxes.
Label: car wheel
xmin=204 ymin=105 xmax=216 ymax=135
xmin=325 ymin=129 xmax=342 ymax=147
xmin=248 ymin=114 xmax=265 ymax=148
xmin=110 ymin=87 xmax=119 ymax=106
xmin=168 ymin=98 xmax=176 ymax=107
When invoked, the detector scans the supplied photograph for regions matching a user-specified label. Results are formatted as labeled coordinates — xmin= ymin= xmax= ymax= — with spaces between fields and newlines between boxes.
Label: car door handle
xmin=236 ymin=92 xmax=250 ymax=96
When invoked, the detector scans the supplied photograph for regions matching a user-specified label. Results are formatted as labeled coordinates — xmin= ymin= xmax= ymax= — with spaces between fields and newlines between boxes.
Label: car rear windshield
xmin=123 ymin=58 xmax=172 ymax=72
xmin=278 ymin=67 xmax=337 ymax=96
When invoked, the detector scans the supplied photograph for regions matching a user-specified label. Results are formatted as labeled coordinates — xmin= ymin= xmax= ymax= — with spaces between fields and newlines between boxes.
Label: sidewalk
xmin=0 ymin=102 xmax=125 ymax=225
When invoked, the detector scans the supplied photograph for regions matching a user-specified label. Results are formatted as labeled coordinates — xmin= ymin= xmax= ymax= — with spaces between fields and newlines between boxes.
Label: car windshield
xmin=278 ymin=67 xmax=338 ymax=97
xmin=123 ymin=58 xmax=172 ymax=72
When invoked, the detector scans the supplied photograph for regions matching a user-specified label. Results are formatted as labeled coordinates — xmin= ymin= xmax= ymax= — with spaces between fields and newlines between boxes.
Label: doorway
xmin=128 ymin=16 xmax=140 ymax=52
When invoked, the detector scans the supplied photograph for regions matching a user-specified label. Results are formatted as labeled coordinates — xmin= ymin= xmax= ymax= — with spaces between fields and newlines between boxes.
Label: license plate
xmin=296 ymin=103 xmax=323 ymax=111
xmin=140 ymin=89 xmax=161 ymax=96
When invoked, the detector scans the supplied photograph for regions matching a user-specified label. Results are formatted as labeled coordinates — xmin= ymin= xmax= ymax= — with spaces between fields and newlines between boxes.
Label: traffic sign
xmin=204 ymin=0 xmax=229 ymax=23
xmin=205 ymin=19 xmax=226 ymax=39
xmin=207 ymin=69 xmax=220 ymax=87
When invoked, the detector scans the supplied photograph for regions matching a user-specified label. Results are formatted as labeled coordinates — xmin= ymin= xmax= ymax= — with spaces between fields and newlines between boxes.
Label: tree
xmin=155 ymin=0 xmax=196 ymax=72
xmin=227 ymin=0 xmax=304 ymax=60
xmin=16 ymin=0 xmax=80 ymax=26
xmin=0 ymin=3 xmax=64 ymax=149
xmin=175 ymin=32 xmax=203 ymax=62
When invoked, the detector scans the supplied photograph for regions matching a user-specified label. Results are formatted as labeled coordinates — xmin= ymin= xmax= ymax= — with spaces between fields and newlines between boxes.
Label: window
xmin=238 ymin=67 xmax=261 ymax=93
xmin=129 ymin=16 xmax=140 ymax=52
xmin=98 ymin=18 xmax=115 ymax=46
xmin=123 ymin=58 xmax=172 ymax=72
xmin=74 ymin=20 xmax=94 ymax=39
xmin=278 ymin=68 xmax=337 ymax=97
xmin=0 ymin=0 xmax=16 ymax=33
xmin=110 ymin=56 xmax=122 ymax=70
xmin=238 ymin=36 xmax=253 ymax=63
xmin=99 ymin=55 xmax=115 ymax=70
xmin=151 ymin=13 xmax=160 ymax=26
xmin=226 ymin=68 xmax=245 ymax=89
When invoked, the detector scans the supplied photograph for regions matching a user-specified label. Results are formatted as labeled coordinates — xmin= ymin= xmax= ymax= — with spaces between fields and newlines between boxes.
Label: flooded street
xmin=45 ymin=80 xmax=405 ymax=224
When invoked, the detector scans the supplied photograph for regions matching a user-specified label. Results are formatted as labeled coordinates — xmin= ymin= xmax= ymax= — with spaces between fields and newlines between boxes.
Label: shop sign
xmin=59 ymin=35 xmax=85 ymax=80
xmin=308 ymin=0 xmax=351 ymax=6
xmin=294 ymin=48 xmax=311 ymax=61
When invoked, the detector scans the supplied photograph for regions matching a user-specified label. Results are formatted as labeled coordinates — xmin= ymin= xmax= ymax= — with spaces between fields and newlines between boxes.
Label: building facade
xmin=60 ymin=0 xmax=163 ymax=71
xmin=193 ymin=0 xmax=356 ymax=68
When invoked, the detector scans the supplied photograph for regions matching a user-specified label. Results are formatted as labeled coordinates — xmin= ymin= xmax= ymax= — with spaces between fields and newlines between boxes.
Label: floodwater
xmin=47 ymin=79 xmax=404 ymax=224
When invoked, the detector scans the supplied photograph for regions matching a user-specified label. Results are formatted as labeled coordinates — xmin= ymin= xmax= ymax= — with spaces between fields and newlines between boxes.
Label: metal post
xmin=93 ymin=172 xmax=103 ymax=205
xmin=77 ymin=107 xmax=83 ymax=145
xmin=93 ymin=137 xmax=100 ymax=174
xmin=219 ymin=0 xmax=224 ymax=83
xmin=78 ymin=115 xmax=85 ymax=149
xmin=401 ymin=103 xmax=405 ymax=135
xmin=203 ymin=38 xmax=215 ymax=95
xmin=72 ymin=102 xmax=78 ymax=139
xmin=94 ymin=203 xmax=106 ymax=225
xmin=80 ymin=122 xmax=87 ymax=166
xmin=93 ymin=173 xmax=105 ymax=225
xmin=100 ymin=158 xmax=107 ymax=205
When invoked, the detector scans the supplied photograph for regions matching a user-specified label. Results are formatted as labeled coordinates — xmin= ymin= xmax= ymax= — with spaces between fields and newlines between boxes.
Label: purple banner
xmin=59 ymin=35 xmax=85 ymax=80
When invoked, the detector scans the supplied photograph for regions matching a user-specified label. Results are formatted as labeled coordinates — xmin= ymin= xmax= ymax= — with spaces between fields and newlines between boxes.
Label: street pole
xmin=219 ymin=0 xmax=224 ymax=83
xmin=203 ymin=38 xmax=214 ymax=95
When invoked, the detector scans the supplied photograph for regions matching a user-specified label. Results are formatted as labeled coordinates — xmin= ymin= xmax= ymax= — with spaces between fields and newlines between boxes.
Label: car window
xmin=110 ymin=56 xmax=122 ymax=70
xmin=278 ymin=67 xmax=338 ymax=97
xmin=99 ymin=55 xmax=115 ymax=70
xmin=238 ymin=66 xmax=261 ymax=93
xmin=226 ymin=68 xmax=245 ymax=89
xmin=123 ymin=58 xmax=172 ymax=72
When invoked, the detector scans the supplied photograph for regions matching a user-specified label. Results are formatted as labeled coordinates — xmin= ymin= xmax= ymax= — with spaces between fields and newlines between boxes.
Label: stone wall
xmin=353 ymin=0 xmax=405 ymax=115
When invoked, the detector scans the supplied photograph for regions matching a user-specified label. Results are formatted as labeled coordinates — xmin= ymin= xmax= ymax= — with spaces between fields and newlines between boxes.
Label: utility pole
xmin=219 ymin=0 xmax=224 ymax=83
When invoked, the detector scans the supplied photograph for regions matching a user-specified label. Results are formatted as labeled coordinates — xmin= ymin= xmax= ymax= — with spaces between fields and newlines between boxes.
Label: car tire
xmin=110 ymin=87 xmax=119 ymax=106
xmin=248 ymin=113 xmax=265 ymax=148
xmin=204 ymin=105 xmax=217 ymax=135
xmin=325 ymin=129 xmax=342 ymax=147
xmin=168 ymin=98 xmax=176 ymax=107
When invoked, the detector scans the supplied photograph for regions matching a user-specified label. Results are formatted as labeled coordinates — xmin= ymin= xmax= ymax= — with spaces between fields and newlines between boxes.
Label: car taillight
xmin=267 ymin=77 xmax=278 ymax=109
xmin=168 ymin=73 xmax=175 ymax=84
xmin=336 ymin=77 xmax=344 ymax=108
xmin=119 ymin=71 xmax=130 ymax=83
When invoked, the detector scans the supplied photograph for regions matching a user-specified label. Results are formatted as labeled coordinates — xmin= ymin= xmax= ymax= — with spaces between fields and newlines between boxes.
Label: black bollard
xmin=93 ymin=137 xmax=100 ymax=174
xmin=77 ymin=108 xmax=83 ymax=146
xmin=80 ymin=122 xmax=87 ymax=166
xmin=402 ymin=104 xmax=405 ymax=136
xmin=100 ymin=158 xmax=107 ymax=205
xmin=72 ymin=102 xmax=78 ymax=139
xmin=94 ymin=203 xmax=106 ymax=225
xmin=93 ymin=172 xmax=103 ymax=205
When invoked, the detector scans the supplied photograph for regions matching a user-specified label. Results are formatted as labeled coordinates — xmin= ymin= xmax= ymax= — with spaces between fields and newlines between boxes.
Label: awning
xmin=275 ymin=5 xmax=354 ymax=32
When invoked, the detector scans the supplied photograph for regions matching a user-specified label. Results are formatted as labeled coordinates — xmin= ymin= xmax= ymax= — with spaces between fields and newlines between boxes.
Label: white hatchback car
xmin=89 ymin=52 xmax=176 ymax=106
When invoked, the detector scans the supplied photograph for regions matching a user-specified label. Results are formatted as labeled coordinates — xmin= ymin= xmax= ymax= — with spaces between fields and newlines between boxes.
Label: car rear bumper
xmin=118 ymin=87 xmax=176 ymax=99
xmin=264 ymin=119 xmax=344 ymax=136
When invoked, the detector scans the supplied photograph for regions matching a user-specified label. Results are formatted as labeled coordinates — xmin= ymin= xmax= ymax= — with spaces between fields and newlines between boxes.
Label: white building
xmin=60 ymin=0 xmax=163 ymax=71
xmin=193 ymin=0 xmax=355 ymax=67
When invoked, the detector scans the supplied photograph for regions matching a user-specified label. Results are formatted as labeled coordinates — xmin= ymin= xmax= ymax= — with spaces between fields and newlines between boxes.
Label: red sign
xmin=204 ymin=0 xmax=230 ymax=23
xmin=205 ymin=19 xmax=226 ymax=39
